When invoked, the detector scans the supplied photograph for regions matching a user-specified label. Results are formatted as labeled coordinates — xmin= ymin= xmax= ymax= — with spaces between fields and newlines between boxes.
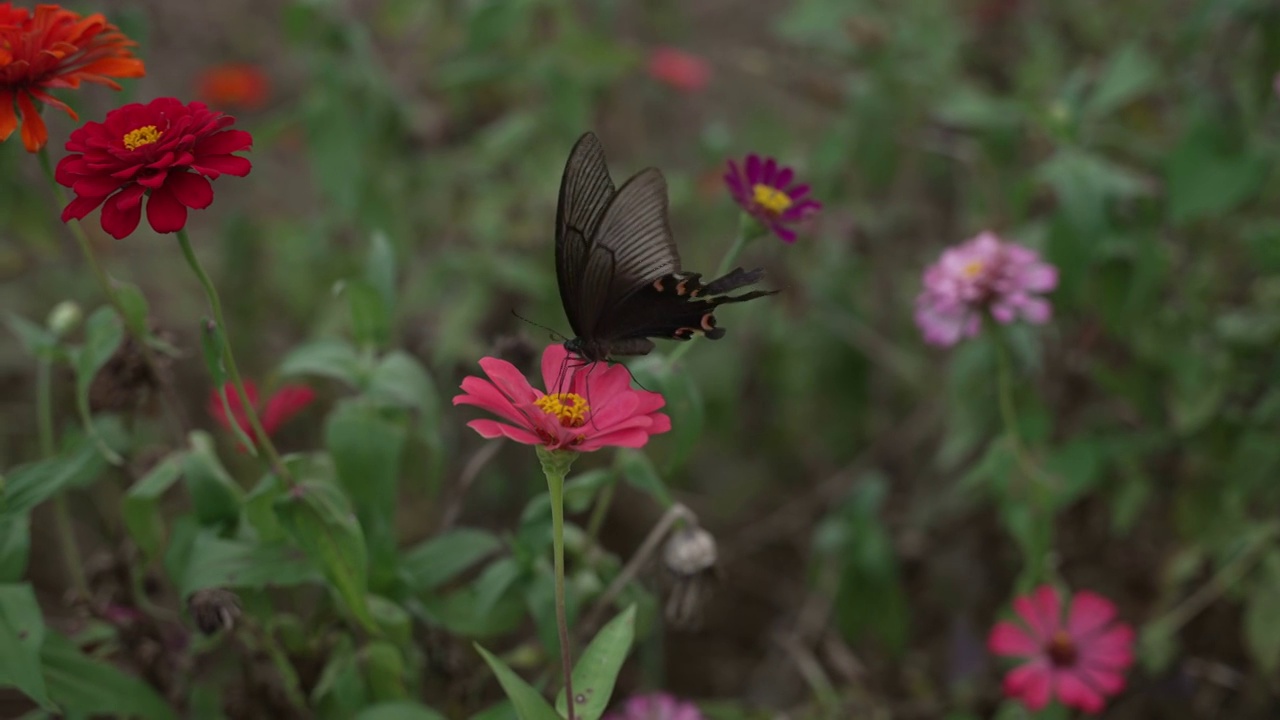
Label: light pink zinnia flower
xmin=988 ymin=585 xmax=1135 ymax=715
xmin=453 ymin=344 xmax=671 ymax=452
xmin=914 ymin=231 xmax=1058 ymax=346
xmin=604 ymin=692 xmax=703 ymax=720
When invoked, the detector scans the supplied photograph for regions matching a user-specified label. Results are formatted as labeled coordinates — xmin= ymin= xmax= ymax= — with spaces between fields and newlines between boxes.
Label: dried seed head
xmin=88 ymin=330 xmax=174 ymax=414
xmin=188 ymin=588 xmax=242 ymax=636
xmin=662 ymin=526 xmax=719 ymax=630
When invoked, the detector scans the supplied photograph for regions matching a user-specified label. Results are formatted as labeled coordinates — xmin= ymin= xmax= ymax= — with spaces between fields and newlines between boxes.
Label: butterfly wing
xmin=555 ymin=132 xmax=617 ymax=337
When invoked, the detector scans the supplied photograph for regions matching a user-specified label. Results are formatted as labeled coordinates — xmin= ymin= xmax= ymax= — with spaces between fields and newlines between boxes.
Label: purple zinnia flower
xmin=724 ymin=154 xmax=821 ymax=243
xmin=914 ymin=231 xmax=1058 ymax=347
xmin=604 ymin=692 xmax=703 ymax=720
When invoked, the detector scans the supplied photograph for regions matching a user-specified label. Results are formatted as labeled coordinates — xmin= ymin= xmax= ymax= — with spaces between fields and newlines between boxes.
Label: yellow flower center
xmin=752 ymin=184 xmax=793 ymax=215
xmin=961 ymin=260 xmax=985 ymax=279
xmin=534 ymin=393 xmax=589 ymax=428
xmin=122 ymin=125 xmax=162 ymax=151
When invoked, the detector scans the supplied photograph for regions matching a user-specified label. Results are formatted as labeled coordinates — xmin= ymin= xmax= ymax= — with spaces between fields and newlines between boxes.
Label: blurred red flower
xmin=56 ymin=97 xmax=252 ymax=239
xmin=647 ymin=47 xmax=711 ymax=93
xmin=197 ymin=63 xmax=269 ymax=111
xmin=0 ymin=2 xmax=145 ymax=152
xmin=989 ymin=585 xmax=1135 ymax=714
xmin=208 ymin=380 xmax=314 ymax=446
xmin=453 ymin=344 xmax=670 ymax=452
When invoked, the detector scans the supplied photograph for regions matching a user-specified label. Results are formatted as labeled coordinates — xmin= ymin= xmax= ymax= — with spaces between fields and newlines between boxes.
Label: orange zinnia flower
xmin=0 ymin=3 xmax=145 ymax=152
xmin=196 ymin=63 xmax=269 ymax=111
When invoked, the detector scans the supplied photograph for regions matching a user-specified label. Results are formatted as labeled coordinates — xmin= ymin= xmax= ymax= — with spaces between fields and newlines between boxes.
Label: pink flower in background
xmin=208 ymin=380 xmax=314 ymax=445
xmin=604 ymin=692 xmax=703 ymax=720
xmin=914 ymin=231 xmax=1057 ymax=346
xmin=647 ymin=47 xmax=711 ymax=93
xmin=453 ymin=344 xmax=670 ymax=452
xmin=988 ymin=585 xmax=1135 ymax=715
xmin=724 ymin=154 xmax=822 ymax=243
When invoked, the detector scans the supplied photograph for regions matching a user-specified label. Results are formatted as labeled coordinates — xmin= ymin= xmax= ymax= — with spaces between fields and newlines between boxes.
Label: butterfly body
xmin=555 ymin=132 xmax=776 ymax=363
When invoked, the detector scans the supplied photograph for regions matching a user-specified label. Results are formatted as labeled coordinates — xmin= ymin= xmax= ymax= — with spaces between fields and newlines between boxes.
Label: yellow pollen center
xmin=122 ymin=125 xmax=162 ymax=151
xmin=534 ymin=393 xmax=590 ymax=428
xmin=752 ymin=184 xmax=793 ymax=215
xmin=961 ymin=260 xmax=985 ymax=279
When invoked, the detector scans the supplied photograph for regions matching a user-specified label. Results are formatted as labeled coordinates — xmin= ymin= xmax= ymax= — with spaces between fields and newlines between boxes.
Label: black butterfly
xmin=555 ymin=132 xmax=776 ymax=363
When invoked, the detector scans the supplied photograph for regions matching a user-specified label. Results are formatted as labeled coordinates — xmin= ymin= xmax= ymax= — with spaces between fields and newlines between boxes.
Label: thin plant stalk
xmin=36 ymin=148 xmax=189 ymax=442
xmin=175 ymin=230 xmax=294 ymax=485
xmin=665 ymin=214 xmax=761 ymax=369
xmin=37 ymin=357 xmax=88 ymax=599
xmin=538 ymin=447 xmax=578 ymax=720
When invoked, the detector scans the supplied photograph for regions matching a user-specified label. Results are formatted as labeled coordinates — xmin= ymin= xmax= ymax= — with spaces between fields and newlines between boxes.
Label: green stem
xmin=175 ymin=230 xmax=294 ymax=486
xmin=36 ymin=148 xmax=189 ymax=442
xmin=666 ymin=215 xmax=758 ymax=369
xmin=538 ymin=447 xmax=578 ymax=720
xmin=38 ymin=358 xmax=88 ymax=599
xmin=585 ymin=482 xmax=615 ymax=542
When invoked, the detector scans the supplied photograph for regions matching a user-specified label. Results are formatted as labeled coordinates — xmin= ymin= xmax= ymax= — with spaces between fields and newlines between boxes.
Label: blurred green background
xmin=4 ymin=0 xmax=1280 ymax=718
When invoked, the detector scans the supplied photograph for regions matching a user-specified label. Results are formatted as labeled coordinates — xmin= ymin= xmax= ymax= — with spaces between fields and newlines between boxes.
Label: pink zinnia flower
xmin=724 ymin=154 xmax=821 ymax=243
xmin=914 ymin=230 xmax=1058 ymax=346
xmin=452 ymin=344 xmax=670 ymax=452
xmin=647 ymin=47 xmax=711 ymax=93
xmin=988 ymin=585 xmax=1135 ymax=715
xmin=604 ymin=692 xmax=702 ymax=720
xmin=208 ymin=380 xmax=314 ymax=447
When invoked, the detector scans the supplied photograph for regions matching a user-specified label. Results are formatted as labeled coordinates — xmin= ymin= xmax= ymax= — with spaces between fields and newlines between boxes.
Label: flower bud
xmin=662 ymin=526 xmax=719 ymax=630
xmin=46 ymin=301 xmax=82 ymax=337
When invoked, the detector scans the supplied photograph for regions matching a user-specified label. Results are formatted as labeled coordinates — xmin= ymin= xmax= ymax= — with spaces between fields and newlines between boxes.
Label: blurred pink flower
xmin=989 ymin=585 xmax=1135 ymax=715
xmin=914 ymin=230 xmax=1057 ymax=346
xmin=604 ymin=692 xmax=702 ymax=720
xmin=453 ymin=344 xmax=670 ymax=452
xmin=724 ymin=154 xmax=822 ymax=243
xmin=208 ymin=380 xmax=314 ymax=450
xmin=647 ymin=47 xmax=711 ymax=92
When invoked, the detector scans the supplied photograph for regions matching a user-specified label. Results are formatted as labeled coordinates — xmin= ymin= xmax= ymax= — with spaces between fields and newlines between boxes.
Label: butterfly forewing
xmin=555 ymin=132 xmax=617 ymax=337
xmin=583 ymin=167 xmax=681 ymax=334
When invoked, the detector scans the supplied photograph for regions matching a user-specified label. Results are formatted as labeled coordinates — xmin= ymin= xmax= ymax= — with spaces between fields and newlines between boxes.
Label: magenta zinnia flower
xmin=988 ymin=585 xmax=1135 ymax=715
xmin=914 ymin=230 xmax=1058 ymax=346
xmin=604 ymin=693 xmax=702 ymax=720
xmin=724 ymin=154 xmax=821 ymax=243
xmin=453 ymin=344 xmax=671 ymax=452
xmin=56 ymin=97 xmax=252 ymax=239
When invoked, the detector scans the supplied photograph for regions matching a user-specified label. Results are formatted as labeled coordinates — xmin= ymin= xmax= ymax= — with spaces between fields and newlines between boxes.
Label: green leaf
xmin=614 ymin=449 xmax=672 ymax=506
xmin=326 ymin=400 xmax=406 ymax=591
xmin=1245 ymin=550 xmax=1280 ymax=674
xmin=123 ymin=452 xmax=187 ymax=561
xmin=474 ymin=644 xmax=562 ymax=720
xmin=365 ymin=231 xmax=398 ymax=316
xmin=113 ymin=280 xmax=151 ymax=340
xmin=367 ymin=351 xmax=442 ymax=434
xmin=355 ymin=702 xmax=447 ymax=720
xmin=71 ymin=307 xmax=125 ymax=464
xmin=400 ymin=528 xmax=502 ymax=593
xmin=362 ymin=641 xmax=408 ymax=702
xmin=183 ymin=431 xmax=244 ymax=531
xmin=555 ymin=605 xmax=635 ymax=720
xmin=42 ymin=630 xmax=176 ymax=718
xmin=0 ymin=583 xmax=53 ymax=710
xmin=5 ymin=314 xmax=58 ymax=360
xmin=176 ymin=532 xmax=322 ymax=597
xmin=1 ymin=435 xmax=110 ymax=523
xmin=278 ymin=339 xmax=364 ymax=386
xmin=0 ymin=516 xmax=30 ymax=582
xmin=311 ymin=636 xmax=367 ymax=718
xmin=1085 ymin=45 xmax=1158 ymax=118
xmin=274 ymin=481 xmax=377 ymax=632
xmin=1036 ymin=148 xmax=1153 ymax=230
xmin=417 ymin=581 xmax=526 ymax=638
xmin=368 ymin=595 xmax=413 ymax=648
xmin=345 ymin=279 xmax=392 ymax=349
xmin=1165 ymin=113 xmax=1269 ymax=226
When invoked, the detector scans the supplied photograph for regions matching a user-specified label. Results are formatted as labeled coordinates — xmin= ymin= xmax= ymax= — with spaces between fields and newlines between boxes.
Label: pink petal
xmin=576 ymin=428 xmax=654 ymax=452
xmin=1018 ymin=296 xmax=1052 ymax=324
xmin=1013 ymin=586 xmax=1061 ymax=641
xmin=540 ymin=343 xmax=577 ymax=394
xmin=646 ymin=412 xmax=671 ymax=435
xmin=1067 ymin=592 xmax=1118 ymax=639
xmin=1078 ymin=666 xmax=1127 ymax=695
xmin=586 ymin=391 xmax=640 ymax=429
xmin=1081 ymin=625 xmax=1136 ymax=667
xmin=454 ymin=377 xmax=533 ymax=429
xmin=478 ymin=356 xmax=538 ymax=405
xmin=1055 ymin=670 xmax=1106 ymax=714
xmin=1003 ymin=661 xmax=1052 ymax=711
xmin=466 ymin=419 xmax=541 ymax=445
xmin=988 ymin=620 xmax=1040 ymax=657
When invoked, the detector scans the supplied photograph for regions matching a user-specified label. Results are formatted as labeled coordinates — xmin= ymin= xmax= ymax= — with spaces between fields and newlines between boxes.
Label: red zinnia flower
xmin=196 ymin=63 xmax=269 ymax=111
xmin=988 ymin=585 xmax=1135 ymax=714
xmin=724 ymin=154 xmax=822 ymax=243
xmin=56 ymin=97 xmax=252 ymax=239
xmin=208 ymin=380 xmax=314 ymax=447
xmin=453 ymin=344 xmax=671 ymax=452
xmin=0 ymin=3 xmax=145 ymax=152
xmin=647 ymin=47 xmax=711 ymax=93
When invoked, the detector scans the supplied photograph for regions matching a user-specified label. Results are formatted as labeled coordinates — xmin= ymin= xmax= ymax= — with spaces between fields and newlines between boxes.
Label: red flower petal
xmin=0 ymin=90 xmax=19 ymax=141
xmin=100 ymin=186 xmax=145 ymax=239
xmin=195 ymin=129 xmax=253 ymax=155
xmin=1055 ymin=670 xmax=1106 ymax=714
xmin=208 ymin=381 xmax=260 ymax=433
xmin=191 ymin=154 xmax=252 ymax=178
xmin=261 ymin=385 xmax=315 ymax=434
xmin=17 ymin=92 xmax=47 ymax=152
xmin=61 ymin=192 xmax=108 ymax=222
xmin=1002 ymin=662 xmax=1052 ymax=711
xmin=145 ymin=183 xmax=188 ymax=234
xmin=1012 ymin=585 xmax=1061 ymax=641
xmin=168 ymin=171 xmax=214 ymax=209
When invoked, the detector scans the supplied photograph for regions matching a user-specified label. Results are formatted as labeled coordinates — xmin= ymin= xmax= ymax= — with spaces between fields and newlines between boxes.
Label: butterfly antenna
xmin=510 ymin=309 xmax=568 ymax=343
xmin=617 ymin=361 xmax=653 ymax=393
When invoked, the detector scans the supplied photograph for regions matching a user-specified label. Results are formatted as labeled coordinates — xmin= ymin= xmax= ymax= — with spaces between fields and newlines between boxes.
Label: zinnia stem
xmin=175 ymin=230 xmax=294 ymax=486
xmin=992 ymin=325 xmax=1053 ymax=585
xmin=36 ymin=147 xmax=190 ymax=443
xmin=537 ymin=447 xmax=578 ymax=720
xmin=37 ymin=357 xmax=88 ymax=599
